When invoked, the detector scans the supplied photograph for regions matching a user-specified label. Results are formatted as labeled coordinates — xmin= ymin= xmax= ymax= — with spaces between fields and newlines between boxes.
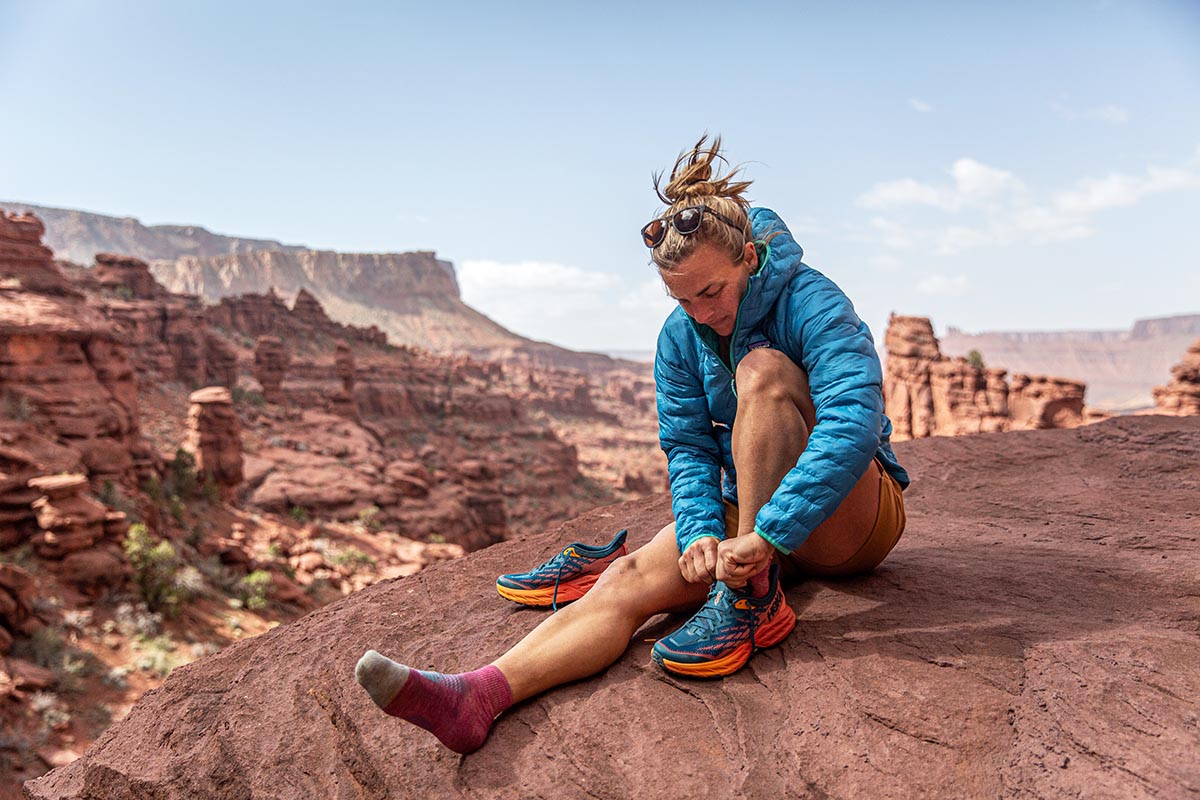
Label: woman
xmin=355 ymin=136 xmax=909 ymax=754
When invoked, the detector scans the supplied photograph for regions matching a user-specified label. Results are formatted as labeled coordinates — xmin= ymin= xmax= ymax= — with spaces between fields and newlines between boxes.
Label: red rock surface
xmin=28 ymin=474 xmax=107 ymax=559
xmin=25 ymin=415 xmax=1200 ymax=800
xmin=885 ymin=314 xmax=1104 ymax=440
xmin=208 ymin=289 xmax=388 ymax=347
xmin=0 ymin=278 xmax=143 ymax=485
xmin=92 ymin=253 xmax=165 ymax=300
xmin=1152 ymin=337 xmax=1200 ymax=416
xmin=180 ymin=387 xmax=243 ymax=493
xmin=0 ymin=212 xmax=77 ymax=296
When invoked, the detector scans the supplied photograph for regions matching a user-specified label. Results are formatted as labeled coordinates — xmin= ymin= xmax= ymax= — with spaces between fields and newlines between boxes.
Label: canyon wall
xmin=2 ymin=202 xmax=628 ymax=372
xmin=941 ymin=314 xmax=1200 ymax=411
xmin=0 ymin=201 xmax=307 ymax=265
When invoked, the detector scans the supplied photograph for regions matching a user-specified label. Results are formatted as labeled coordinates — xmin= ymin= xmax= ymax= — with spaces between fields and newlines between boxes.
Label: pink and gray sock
xmin=355 ymin=650 xmax=512 ymax=754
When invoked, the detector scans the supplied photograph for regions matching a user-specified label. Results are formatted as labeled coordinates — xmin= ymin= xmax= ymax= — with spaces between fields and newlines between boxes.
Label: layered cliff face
xmin=0 ymin=213 xmax=150 ymax=485
xmin=941 ymin=314 xmax=1200 ymax=411
xmin=0 ymin=201 xmax=306 ymax=266
xmin=4 ymin=202 xmax=632 ymax=372
xmin=884 ymin=314 xmax=1098 ymax=441
xmin=1152 ymin=338 xmax=1200 ymax=415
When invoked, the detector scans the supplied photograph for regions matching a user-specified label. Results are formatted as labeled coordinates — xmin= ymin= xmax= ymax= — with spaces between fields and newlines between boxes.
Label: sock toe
xmin=355 ymin=649 xmax=410 ymax=709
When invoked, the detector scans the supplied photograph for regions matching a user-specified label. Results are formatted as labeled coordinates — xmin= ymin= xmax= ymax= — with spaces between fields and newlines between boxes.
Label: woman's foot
xmin=355 ymin=650 xmax=512 ymax=754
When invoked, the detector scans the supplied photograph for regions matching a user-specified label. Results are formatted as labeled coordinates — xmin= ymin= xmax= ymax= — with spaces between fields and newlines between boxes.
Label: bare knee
xmin=735 ymin=349 xmax=813 ymax=416
xmin=592 ymin=553 xmax=645 ymax=597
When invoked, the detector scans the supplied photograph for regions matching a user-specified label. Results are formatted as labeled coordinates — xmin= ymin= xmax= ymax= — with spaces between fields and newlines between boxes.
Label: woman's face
xmin=660 ymin=241 xmax=758 ymax=337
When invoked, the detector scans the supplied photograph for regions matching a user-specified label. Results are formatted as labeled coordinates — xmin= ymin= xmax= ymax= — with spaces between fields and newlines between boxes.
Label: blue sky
xmin=2 ymin=0 xmax=1197 ymax=353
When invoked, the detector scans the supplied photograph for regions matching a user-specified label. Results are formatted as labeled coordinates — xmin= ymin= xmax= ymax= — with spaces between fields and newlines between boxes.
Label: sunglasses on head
xmin=641 ymin=204 xmax=745 ymax=248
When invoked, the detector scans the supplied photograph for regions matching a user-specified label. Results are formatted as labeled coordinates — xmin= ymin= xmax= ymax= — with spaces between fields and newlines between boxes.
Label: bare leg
xmin=493 ymin=523 xmax=709 ymax=702
xmin=732 ymin=348 xmax=881 ymax=567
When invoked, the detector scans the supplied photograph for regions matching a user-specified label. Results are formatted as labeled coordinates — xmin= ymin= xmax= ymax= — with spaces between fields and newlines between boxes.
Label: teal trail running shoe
xmin=496 ymin=529 xmax=627 ymax=610
xmin=651 ymin=562 xmax=795 ymax=678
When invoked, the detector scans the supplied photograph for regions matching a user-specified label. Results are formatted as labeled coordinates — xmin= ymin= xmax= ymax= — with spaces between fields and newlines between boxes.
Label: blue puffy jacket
xmin=655 ymin=207 xmax=909 ymax=555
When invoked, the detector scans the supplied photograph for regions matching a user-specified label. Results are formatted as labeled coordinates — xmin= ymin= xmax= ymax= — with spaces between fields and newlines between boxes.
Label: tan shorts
xmin=723 ymin=459 xmax=907 ymax=581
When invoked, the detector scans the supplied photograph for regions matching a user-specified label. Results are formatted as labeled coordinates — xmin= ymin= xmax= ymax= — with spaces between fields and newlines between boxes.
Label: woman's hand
xmin=716 ymin=533 xmax=775 ymax=589
xmin=678 ymin=537 xmax=720 ymax=584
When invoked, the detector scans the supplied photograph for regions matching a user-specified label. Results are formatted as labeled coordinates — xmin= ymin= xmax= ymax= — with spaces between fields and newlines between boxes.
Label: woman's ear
xmin=743 ymin=241 xmax=758 ymax=271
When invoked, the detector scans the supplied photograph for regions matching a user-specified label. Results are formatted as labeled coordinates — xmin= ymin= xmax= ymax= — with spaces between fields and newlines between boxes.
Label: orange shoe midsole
xmin=659 ymin=604 xmax=797 ymax=677
xmin=496 ymin=573 xmax=600 ymax=606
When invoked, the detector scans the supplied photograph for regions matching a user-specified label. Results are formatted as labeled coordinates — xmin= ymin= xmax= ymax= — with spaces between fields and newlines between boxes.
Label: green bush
xmin=356 ymin=505 xmax=381 ymax=531
xmin=238 ymin=570 xmax=273 ymax=610
xmin=168 ymin=448 xmax=198 ymax=500
xmin=289 ymin=505 xmax=309 ymax=523
xmin=123 ymin=523 xmax=196 ymax=617
xmin=232 ymin=386 xmax=266 ymax=408
xmin=329 ymin=546 xmax=376 ymax=572
xmin=966 ymin=349 xmax=986 ymax=370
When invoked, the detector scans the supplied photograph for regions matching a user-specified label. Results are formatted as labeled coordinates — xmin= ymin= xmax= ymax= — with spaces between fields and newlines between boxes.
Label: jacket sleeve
xmin=655 ymin=324 xmax=726 ymax=555
xmin=752 ymin=270 xmax=884 ymax=553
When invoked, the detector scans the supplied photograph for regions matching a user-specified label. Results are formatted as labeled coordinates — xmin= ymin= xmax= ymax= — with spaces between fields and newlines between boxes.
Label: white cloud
xmin=860 ymin=178 xmax=948 ymax=210
xmin=858 ymin=157 xmax=1024 ymax=212
xmin=862 ymin=151 xmax=1200 ymax=255
xmin=1052 ymin=101 xmax=1131 ymax=125
xmin=908 ymin=98 xmax=933 ymax=113
xmin=917 ymin=274 xmax=969 ymax=295
xmin=1087 ymin=104 xmax=1129 ymax=124
xmin=1053 ymin=167 xmax=1200 ymax=214
xmin=951 ymin=158 xmax=1024 ymax=200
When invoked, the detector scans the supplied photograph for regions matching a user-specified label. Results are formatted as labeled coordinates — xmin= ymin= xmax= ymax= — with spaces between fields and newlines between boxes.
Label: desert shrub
xmin=113 ymin=285 xmax=133 ymax=300
xmin=167 ymin=448 xmax=198 ymax=500
xmin=238 ymin=570 xmax=273 ymax=610
xmin=200 ymin=478 xmax=221 ymax=505
xmin=169 ymin=495 xmax=187 ymax=523
xmin=232 ymin=386 xmax=265 ymax=408
xmin=329 ymin=546 xmax=376 ymax=572
xmin=966 ymin=349 xmax=986 ymax=370
xmin=289 ymin=505 xmax=309 ymax=523
xmin=141 ymin=475 xmax=164 ymax=504
xmin=123 ymin=523 xmax=196 ymax=617
xmin=356 ymin=505 xmax=381 ymax=531
xmin=0 ymin=390 xmax=34 ymax=421
xmin=111 ymin=601 xmax=163 ymax=637
xmin=132 ymin=634 xmax=183 ymax=677
xmin=11 ymin=626 xmax=65 ymax=670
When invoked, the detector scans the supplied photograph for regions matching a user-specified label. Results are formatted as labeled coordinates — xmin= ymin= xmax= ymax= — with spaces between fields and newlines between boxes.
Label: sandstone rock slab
xmin=24 ymin=416 xmax=1200 ymax=799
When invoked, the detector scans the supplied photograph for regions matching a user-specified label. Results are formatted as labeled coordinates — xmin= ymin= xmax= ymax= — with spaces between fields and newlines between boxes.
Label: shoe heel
xmin=754 ymin=604 xmax=796 ymax=649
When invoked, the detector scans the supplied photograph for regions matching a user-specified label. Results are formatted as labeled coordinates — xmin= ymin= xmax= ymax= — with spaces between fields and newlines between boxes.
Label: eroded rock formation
xmin=0 ymin=214 xmax=146 ymax=483
xmin=0 ymin=212 xmax=76 ymax=296
xmin=28 ymin=474 xmax=106 ymax=559
xmin=181 ymin=387 xmax=243 ymax=495
xmin=0 ymin=562 xmax=37 ymax=654
xmin=93 ymin=253 xmax=165 ymax=300
xmin=885 ymin=314 xmax=1095 ymax=440
xmin=1152 ymin=338 xmax=1200 ymax=415
xmin=330 ymin=341 xmax=358 ymax=420
xmin=253 ymin=336 xmax=289 ymax=404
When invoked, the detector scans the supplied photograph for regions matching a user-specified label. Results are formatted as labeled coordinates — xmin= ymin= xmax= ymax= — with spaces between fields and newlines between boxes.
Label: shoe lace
xmin=685 ymin=583 xmax=755 ymax=643
xmin=550 ymin=558 xmax=567 ymax=612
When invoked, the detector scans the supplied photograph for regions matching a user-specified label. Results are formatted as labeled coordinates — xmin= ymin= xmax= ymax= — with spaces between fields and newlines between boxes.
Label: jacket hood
xmin=732 ymin=207 xmax=806 ymax=334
